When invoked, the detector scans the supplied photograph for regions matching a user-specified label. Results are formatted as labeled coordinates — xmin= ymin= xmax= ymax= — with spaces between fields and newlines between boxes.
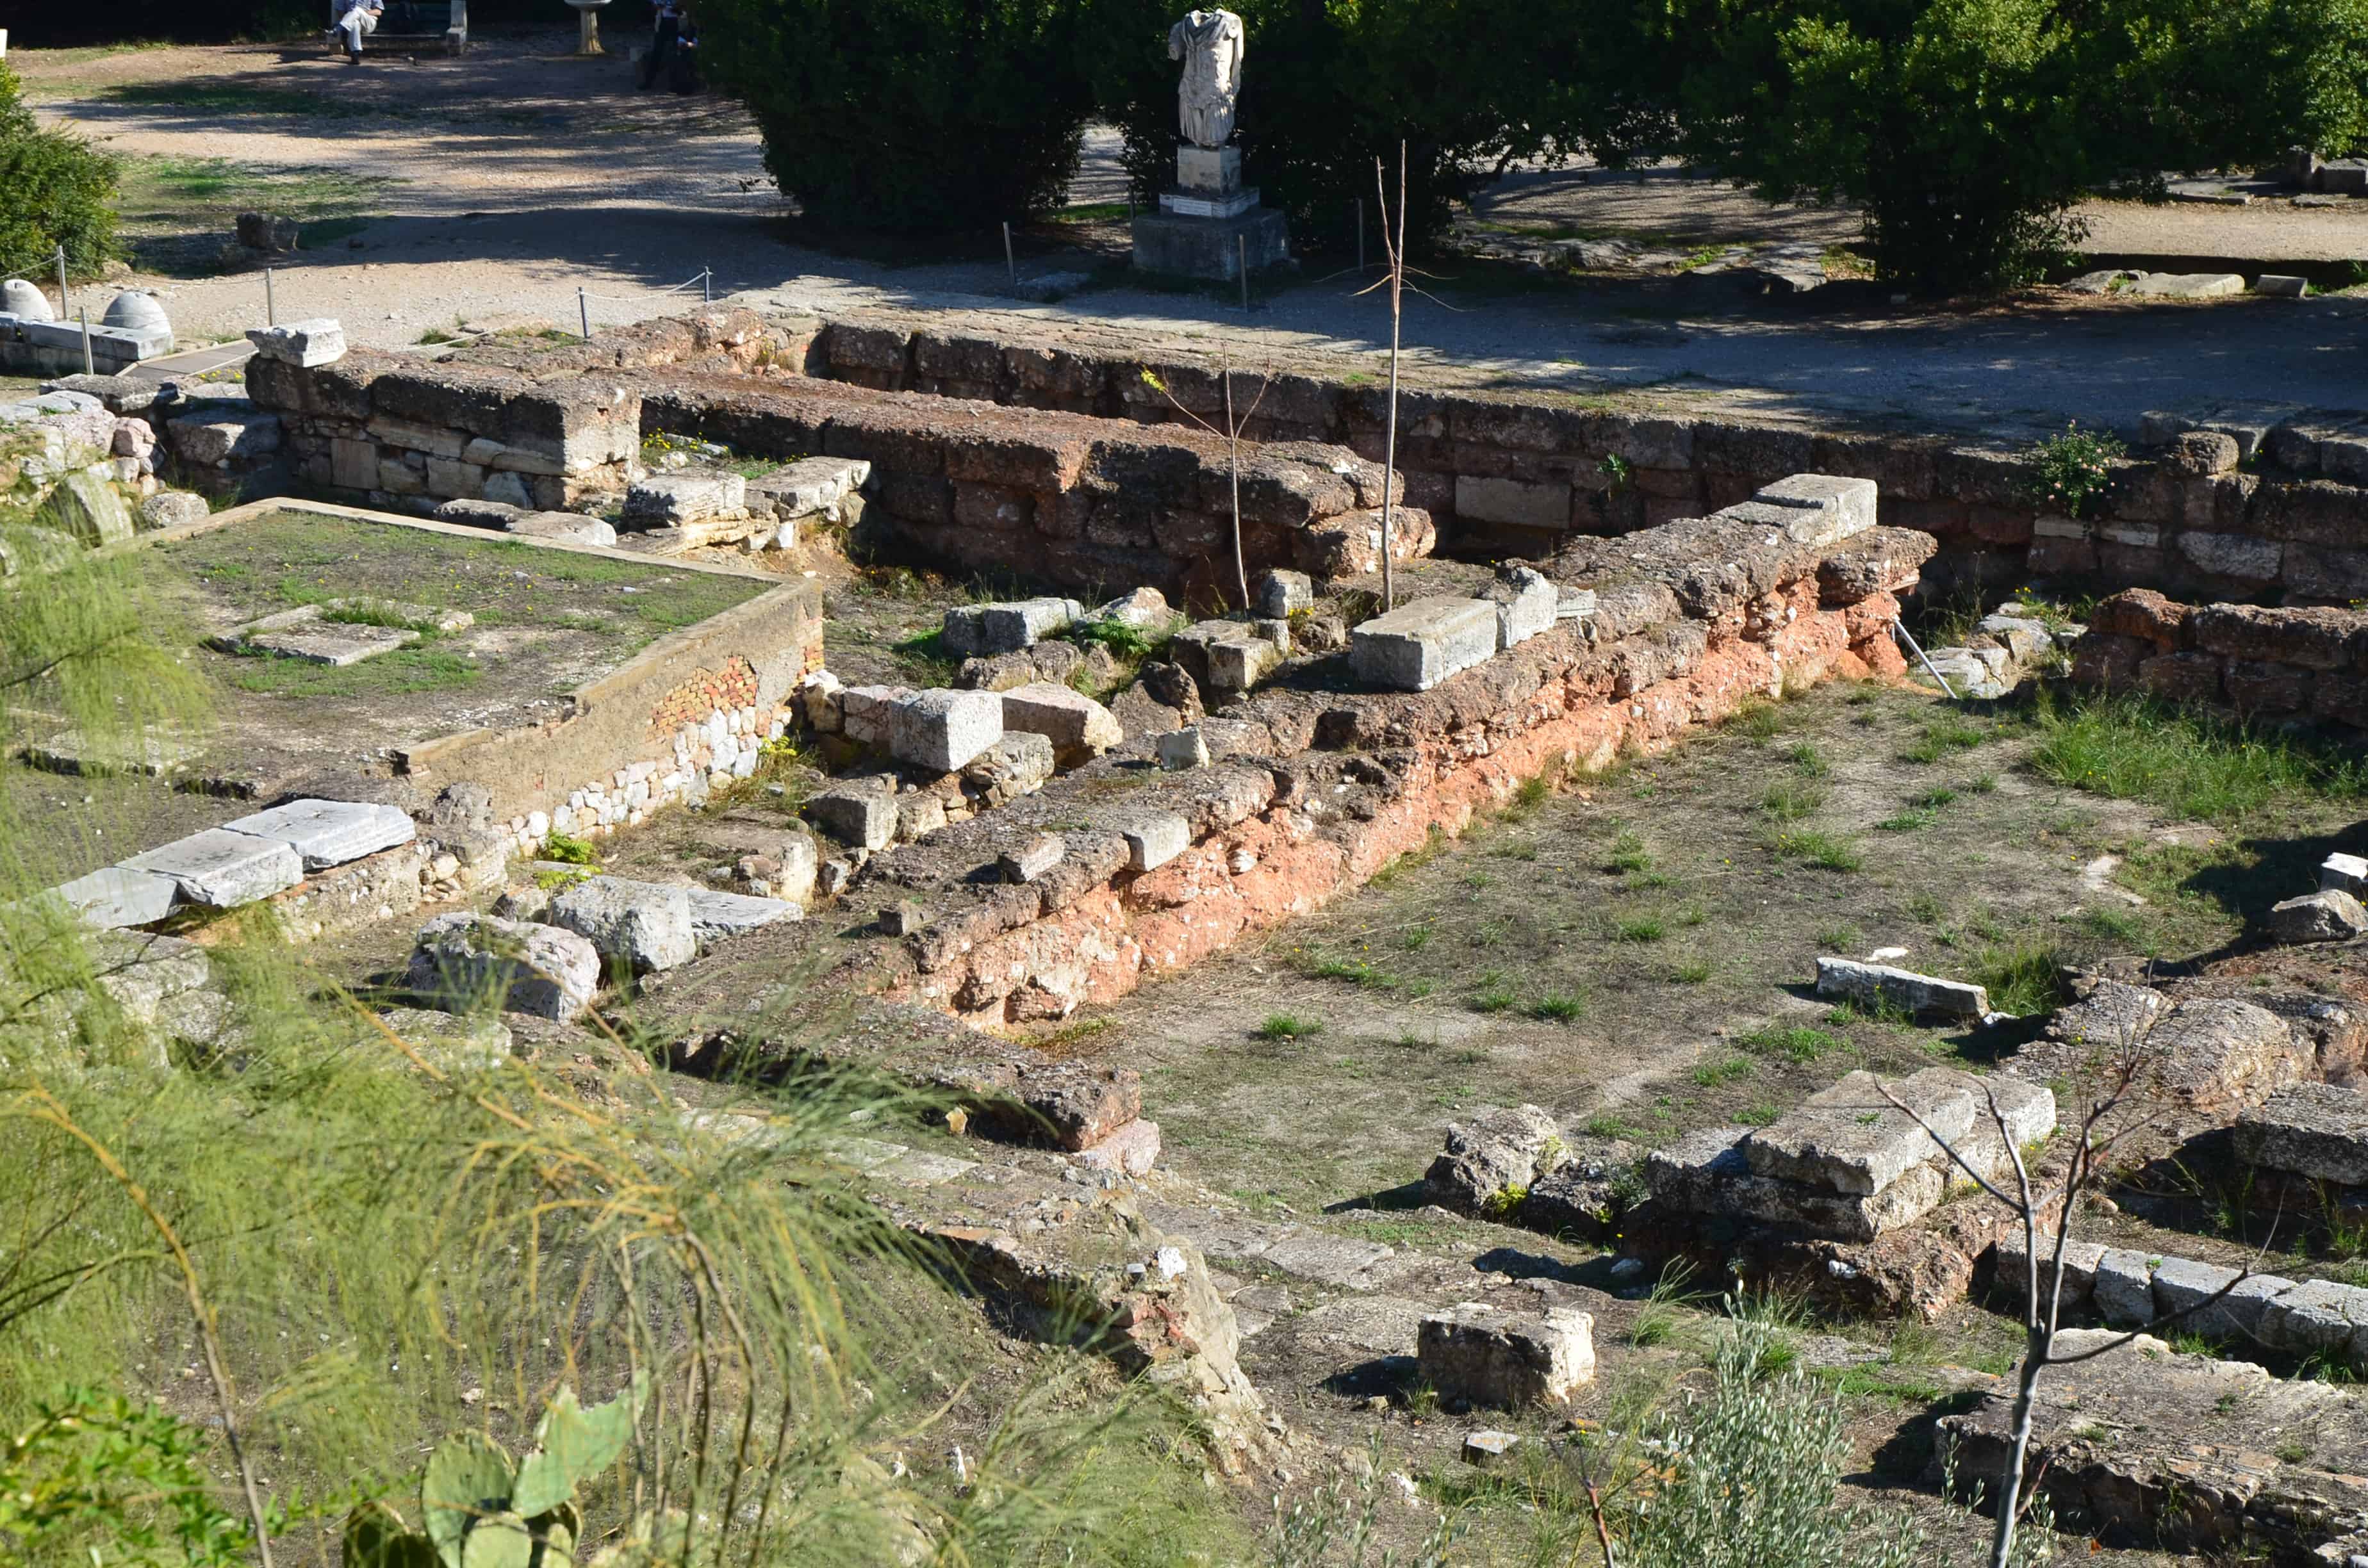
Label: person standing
xmin=639 ymin=1 xmax=688 ymax=92
xmin=328 ymin=1 xmax=385 ymax=64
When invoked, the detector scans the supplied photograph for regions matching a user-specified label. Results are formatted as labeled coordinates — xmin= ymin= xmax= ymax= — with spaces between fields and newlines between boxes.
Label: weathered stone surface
xmin=686 ymin=888 xmax=798 ymax=948
xmin=2151 ymin=1255 xmax=2287 ymax=1343
xmin=244 ymin=318 xmax=346 ymax=368
xmin=1000 ymin=682 xmax=1122 ymax=762
xmin=166 ymin=406 xmax=281 ymax=466
xmin=3 ymin=278 xmax=54 ymax=320
xmin=1991 ymin=1234 xmax=2109 ymax=1312
xmin=507 ymin=510 xmax=618 ymax=546
xmin=1480 ymin=565 xmax=1558 ymax=650
xmin=943 ymin=598 xmax=1082 ymax=657
xmin=1643 ymin=1125 xmax=1946 ymax=1241
xmin=1254 ymin=569 xmax=1314 ymax=617
xmin=2093 ymin=1248 xmax=2158 ymax=1325
xmin=890 ymin=688 xmax=1003 ymax=772
xmin=808 ymin=781 xmax=897 ymax=851
xmin=2322 ymin=851 xmax=2368 ymax=899
xmin=2257 ymin=1277 xmax=2368 ymax=1357
xmin=1418 ymin=1303 xmax=1596 ymax=1409
xmin=746 ymin=455 xmax=869 ymax=518
xmin=1743 ymin=1068 xmax=1981 ymax=1194
xmin=1074 ymin=1118 xmax=1162 ymax=1177
xmin=1205 ymin=634 xmax=1283 ymax=691
xmin=1092 ymin=585 xmax=1174 ymax=630
xmin=1118 ymin=812 xmax=1192 ymax=872
xmin=1158 ymin=726 xmax=1212 ymax=770
xmin=960 ymin=732 xmax=1057 ymax=801
xmin=139 ymin=491 xmax=210 ymax=531
xmin=2268 ymin=890 xmax=2367 ymax=944
xmin=51 ymin=865 xmax=181 ymax=929
xmin=1351 ymin=596 xmax=1498 ymax=691
xmin=235 ymin=211 xmax=299 ymax=252
xmin=2237 ymin=1082 xmax=2368 ymax=1186
xmin=2135 ymin=996 xmax=2313 ymax=1116
xmin=546 ymin=876 xmax=698 ymax=973
xmin=1000 ymin=833 xmax=1065 ymax=884
xmin=622 ymin=472 xmax=745 ymax=528
xmin=1463 ymin=1431 xmax=1520 ymax=1467
xmin=978 ymin=1061 xmax=1144 ymax=1150
xmin=1424 ymin=1104 xmax=1560 ymax=1214
xmin=1752 ymin=473 xmax=1879 ymax=545
xmin=222 ymin=797 xmax=416 ymax=870
xmin=1816 ymin=955 xmax=1991 ymax=1019
xmin=42 ymin=470 xmax=135 ymax=546
xmin=838 ymin=685 xmax=912 ymax=749
xmin=374 ymin=1007 xmax=513 ymax=1073
xmin=79 ymin=932 xmax=211 ymax=1029
xmin=121 ymin=829 xmax=302 ymax=909
xmin=408 ymin=914 xmax=599 ymax=1022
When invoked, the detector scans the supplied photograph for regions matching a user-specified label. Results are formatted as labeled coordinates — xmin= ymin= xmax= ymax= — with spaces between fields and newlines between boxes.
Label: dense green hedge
xmin=0 ymin=62 xmax=120 ymax=281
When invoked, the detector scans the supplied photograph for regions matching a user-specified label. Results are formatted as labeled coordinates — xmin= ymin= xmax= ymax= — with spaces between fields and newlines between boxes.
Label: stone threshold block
xmin=51 ymin=865 xmax=182 ymax=929
xmin=891 ymin=688 xmax=1004 ymax=772
xmin=121 ymin=828 xmax=304 ymax=910
xmin=245 ymin=318 xmax=347 ymax=368
xmin=1418 ymin=1302 xmax=1597 ymax=1409
xmin=408 ymin=912 xmax=601 ymax=1023
xmin=547 ymin=875 xmax=697 ymax=973
xmin=621 ymin=471 xmax=746 ymax=528
xmin=1000 ymin=682 xmax=1122 ymax=763
xmin=224 ymin=797 xmax=416 ymax=870
xmin=942 ymin=598 xmax=1084 ymax=658
xmin=1350 ymin=596 xmax=1498 ymax=691
xmin=1815 ymin=955 xmax=1991 ymax=1020
xmin=1645 ymin=1124 xmax=1949 ymax=1242
xmin=1743 ymin=1067 xmax=1984 ymax=1195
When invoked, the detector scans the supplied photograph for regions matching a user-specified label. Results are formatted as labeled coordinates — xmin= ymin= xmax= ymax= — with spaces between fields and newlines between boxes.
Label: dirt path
xmin=16 ymin=32 xmax=2368 ymax=436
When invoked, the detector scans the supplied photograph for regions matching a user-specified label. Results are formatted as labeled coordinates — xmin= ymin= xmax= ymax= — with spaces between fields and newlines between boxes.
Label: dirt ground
xmin=14 ymin=30 xmax=2368 ymax=437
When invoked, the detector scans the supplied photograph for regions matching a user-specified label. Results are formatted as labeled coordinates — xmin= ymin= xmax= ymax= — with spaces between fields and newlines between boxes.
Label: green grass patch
xmin=1738 ymin=1023 xmax=1841 ymax=1063
xmin=1527 ymin=993 xmax=1587 ymax=1022
xmin=1672 ymin=959 xmax=1714 ymax=984
xmin=1690 ymin=1056 xmax=1755 ymax=1086
xmin=1902 ymin=713 xmax=1993 ymax=764
xmin=1606 ymin=829 xmax=1652 ymax=874
xmin=1760 ymin=781 xmax=1826 ymax=822
xmin=1611 ymin=917 xmax=1666 ymax=943
xmin=100 ymin=81 xmax=366 ymax=117
xmin=1788 ymin=742 xmax=1830 ymax=778
xmin=1876 ymin=808 xmax=1939 ymax=833
xmin=2029 ymin=689 xmax=2368 ymax=826
xmin=1254 ymin=1013 xmax=1323 ymax=1041
xmin=1768 ymin=829 xmax=1864 ymax=872
xmin=227 ymin=647 xmax=479 ymax=698
xmin=1967 ymin=940 xmax=2066 ymax=1016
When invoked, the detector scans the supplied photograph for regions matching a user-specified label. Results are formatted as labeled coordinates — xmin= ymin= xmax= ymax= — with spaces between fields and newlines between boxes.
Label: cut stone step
xmin=121 ymin=828 xmax=304 ymax=909
xmin=224 ymin=798 xmax=416 ymax=870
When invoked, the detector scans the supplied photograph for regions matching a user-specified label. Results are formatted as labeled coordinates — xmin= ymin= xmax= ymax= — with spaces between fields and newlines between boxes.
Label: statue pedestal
xmin=1133 ymin=146 xmax=1288 ymax=282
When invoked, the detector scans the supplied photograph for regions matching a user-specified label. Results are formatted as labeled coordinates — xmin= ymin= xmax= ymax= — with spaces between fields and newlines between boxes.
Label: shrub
xmin=2022 ymin=422 xmax=2126 ymax=519
xmin=694 ymin=0 xmax=1092 ymax=233
xmin=0 ymin=61 xmax=121 ymax=278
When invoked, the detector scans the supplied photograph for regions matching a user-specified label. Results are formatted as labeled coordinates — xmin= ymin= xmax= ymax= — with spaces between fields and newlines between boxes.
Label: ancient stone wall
xmin=775 ymin=311 xmax=2368 ymax=604
xmin=2069 ymin=587 xmax=2368 ymax=730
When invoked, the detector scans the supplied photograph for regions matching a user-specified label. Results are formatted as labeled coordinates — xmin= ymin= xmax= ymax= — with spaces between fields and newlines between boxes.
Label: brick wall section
xmin=2071 ymin=587 xmax=2368 ymax=729
xmin=773 ymin=311 xmax=2368 ymax=605
xmin=637 ymin=373 xmax=1426 ymax=604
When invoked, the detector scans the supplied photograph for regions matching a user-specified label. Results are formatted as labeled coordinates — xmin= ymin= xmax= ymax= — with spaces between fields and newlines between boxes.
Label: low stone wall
xmin=821 ymin=491 xmax=1927 ymax=1025
xmin=2068 ymin=587 xmax=2368 ymax=729
xmin=770 ymin=307 xmax=2368 ymax=602
xmin=639 ymin=373 xmax=1424 ymax=603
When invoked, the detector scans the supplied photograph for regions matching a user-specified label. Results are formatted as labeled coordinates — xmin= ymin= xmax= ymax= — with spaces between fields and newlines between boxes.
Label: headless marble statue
xmin=1169 ymin=9 xmax=1246 ymax=149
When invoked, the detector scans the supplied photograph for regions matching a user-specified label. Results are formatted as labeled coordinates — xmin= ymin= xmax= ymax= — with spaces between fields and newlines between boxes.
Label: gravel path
xmin=17 ymin=31 xmax=2367 ymax=436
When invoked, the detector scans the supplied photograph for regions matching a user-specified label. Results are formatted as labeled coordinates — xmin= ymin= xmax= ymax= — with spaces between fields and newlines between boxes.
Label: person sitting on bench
xmin=329 ymin=1 xmax=385 ymax=63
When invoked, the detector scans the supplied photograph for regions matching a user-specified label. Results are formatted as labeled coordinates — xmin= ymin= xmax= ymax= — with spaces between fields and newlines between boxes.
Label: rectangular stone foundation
xmin=1132 ymin=208 xmax=1290 ymax=282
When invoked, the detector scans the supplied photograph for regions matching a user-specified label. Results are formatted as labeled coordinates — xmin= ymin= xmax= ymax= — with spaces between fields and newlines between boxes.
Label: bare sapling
xmin=1873 ymin=1022 xmax=2278 ymax=1568
xmin=1140 ymin=355 xmax=1273 ymax=612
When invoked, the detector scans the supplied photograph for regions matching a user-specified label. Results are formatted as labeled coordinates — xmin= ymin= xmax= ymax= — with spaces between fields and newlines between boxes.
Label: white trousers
xmin=334 ymin=6 xmax=380 ymax=52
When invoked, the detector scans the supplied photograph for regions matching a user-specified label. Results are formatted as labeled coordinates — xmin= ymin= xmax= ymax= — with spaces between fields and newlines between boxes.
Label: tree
xmin=696 ymin=0 xmax=1095 ymax=233
xmin=0 ymin=60 xmax=120 ymax=279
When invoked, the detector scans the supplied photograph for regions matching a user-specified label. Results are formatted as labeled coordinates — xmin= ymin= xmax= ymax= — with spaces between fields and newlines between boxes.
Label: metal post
xmin=265 ymin=266 xmax=276 ymax=327
xmin=55 ymin=245 xmax=69 ymax=320
xmin=578 ymin=288 xmax=591 ymax=341
xmin=1002 ymin=222 xmax=1017 ymax=288
xmin=78 ymin=307 xmax=94 ymax=375
xmin=702 ymin=266 xmax=712 ymax=304
xmin=1357 ymin=200 xmax=1365 ymax=274
xmin=1892 ymin=619 xmax=1960 ymax=701
xmin=1238 ymin=236 xmax=1249 ymax=311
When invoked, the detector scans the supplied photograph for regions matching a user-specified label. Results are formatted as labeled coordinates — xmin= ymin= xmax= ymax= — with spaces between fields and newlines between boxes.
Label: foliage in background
xmin=695 ymin=0 xmax=1094 ymax=233
xmin=0 ymin=59 xmax=122 ymax=278
xmin=2021 ymin=423 xmax=2125 ymax=519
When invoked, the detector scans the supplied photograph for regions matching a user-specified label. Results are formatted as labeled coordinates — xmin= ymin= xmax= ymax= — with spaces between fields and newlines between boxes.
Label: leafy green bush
xmin=694 ymin=0 xmax=1092 ymax=232
xmin=0 ymin=61 xmax=121 ymax=279
xmin=2022 ymin=422 xmax=2125 ymax=519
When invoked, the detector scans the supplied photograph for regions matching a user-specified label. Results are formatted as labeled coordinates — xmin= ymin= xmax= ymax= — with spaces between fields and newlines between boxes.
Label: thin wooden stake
xmin=1003 ymin=222 xmax=1017 ymax=287
xmin=1238 ymin=235 xmax=1249 ymax=311
xmin=55 ymin=244 xmax=69 ymax=320
xmin=265 ymin=266 xmax=276 ymax=327
xmin=578 ymin=288 xmax=591 ymax=341
xmin=79 ymin=307 xmax=93 ymax=374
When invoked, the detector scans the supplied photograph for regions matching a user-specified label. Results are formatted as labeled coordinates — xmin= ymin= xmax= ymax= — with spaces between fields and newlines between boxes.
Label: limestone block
xmin=40 ymin=470 xmax=134 ymax=546
xmin=1206 ymin=635 xmax=1282 ymax=691
xmin=1418 ymin=1303 xmax=1596 ymax=1409
xmin=1743 ymin=1068 xmax=1980 ymax=1195
xmin=809 ymin=783 xmax=898 ymax=851
xmin=121 ymin=828 xmax=302 ymax=909
xmin=2126 ymin=272 xmax=2246 ymax=298
xmin=774 ymin=832 xmax=819 ymax=908
xmin=507 ymin=510 xmax=617 ymax=546
xmin=1815 ymin=956 xmax=1991 ymax=1020
xmin=747 ymin=455 xmax=869 ymax=518
xmin=2256 ymin=1278 xmax=2368 ymax=1357
xmin=1975 ymin=612 xmax=2055 ymax=664
xmin=898 ymin=793 xmax=947 ymax=841
xmin=374 ymin=1008 xmax=513 ymax=1073
xmin=959 ymin=732 xmax=1057 ymax=801
xmin=839 ymin=685 xmax=914 ymax=749
xmin=1481 ymin=565 xmax=1558 ymax=650
xmin=1254 ymin=569 xmax=1314 ymax=617
xmin=2255 ymin=275 xmax=2310 ymax=298
xmin=944 ymin=597 xmax=1083 ymax=657
xmin=547 ymin=876 xmax=698 ymax=973
xmin=1000 ymin=833 xmax=1065 ymax=884
xmin=621 ymin=472 xmax=746 ymax=528
xmin=52 ymin=866 xmax=181 ymax=929
xmin=224 ymin=798 xmax=416 ymax=870
xmin=1074 ymin=1118 xmax=1162 ymax=1177
xmin=1456 ymin=474 xmax=1570 ymax=530
xmin=1425 ymin=1104 xmax=1561 ymax=1214
xmin=484 ymin=471 xmax=534 ymax=509
xmin=1991 ymin=1236 xmax=2109 ymax=1312
xmin=407 ymin=913 xmax=600 ymax=1022
xmin=685 ymin=888 xmax=798 ymax=948
xmin=2268 ymin=890 xmax=2367 ymax=944
xmin=799 ymin=671 xmax=845 ymax=733
xmin=86 ymin=932 xmax=211 ymax=1025
xmin=1092 ymin=586 xmax=1174 ymax=630
xmin=1119 ymin=812 xmax=1192 ymax=872
xmin=1752 ymin=473 xmax=1880 ymax=544
xmin=1351 ymin=597 xmax=1497 ymax=691
xmin=244 ymin=318 xmax=346 ymax=368
xmin=884 ymin=689 xmax=996 ymax=772
xmin=1463 ymin=1432 xmax=1520 ymax=1467
xmin=2093 ymin=1248 xmax=2158 ymax=1327
xmin=1000 ymin=682 xmax=1122 ymax=761
xmin=2153 ymin=1259 xmax=2290 ymax=1344
xmin=2235 ymin=1082 xmax=2368 ymax=1186
xmin=1158 ymin=726 xmax=1212 ymax=770
xmin=167 ymin=407 xmax=281 ymax=466
xmin=138 ymin=491 xmax=210 ymax=531
xmin=2321 ymin=852 xmax=2368 ymax=899
xmin=2179 ymin=532 xmax=2283 ymax=580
